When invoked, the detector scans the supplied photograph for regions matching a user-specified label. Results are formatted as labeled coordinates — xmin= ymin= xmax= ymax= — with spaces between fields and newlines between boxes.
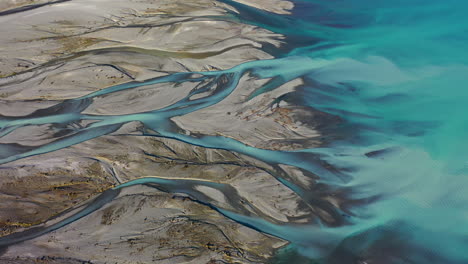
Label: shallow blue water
xmin=1 ymin=0 xmax=468 ymax=263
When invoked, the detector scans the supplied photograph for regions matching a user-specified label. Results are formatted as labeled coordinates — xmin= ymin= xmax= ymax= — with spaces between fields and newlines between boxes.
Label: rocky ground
xmin=0 ymin=0 xmax=335 ymax=263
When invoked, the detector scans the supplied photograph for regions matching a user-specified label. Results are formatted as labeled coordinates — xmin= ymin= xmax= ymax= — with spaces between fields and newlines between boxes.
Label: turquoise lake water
xmin=258 ymin=1 xmax=468 ymax=263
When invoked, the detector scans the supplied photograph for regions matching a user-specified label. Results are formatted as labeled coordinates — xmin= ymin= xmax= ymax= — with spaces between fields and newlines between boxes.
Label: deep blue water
xmin=1 ymin=0 xmax=468 ymax=263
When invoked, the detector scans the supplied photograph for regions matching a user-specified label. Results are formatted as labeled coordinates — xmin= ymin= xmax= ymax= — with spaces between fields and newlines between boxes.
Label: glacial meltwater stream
xmin=1 ymin=0 xmax=468 ymax=263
